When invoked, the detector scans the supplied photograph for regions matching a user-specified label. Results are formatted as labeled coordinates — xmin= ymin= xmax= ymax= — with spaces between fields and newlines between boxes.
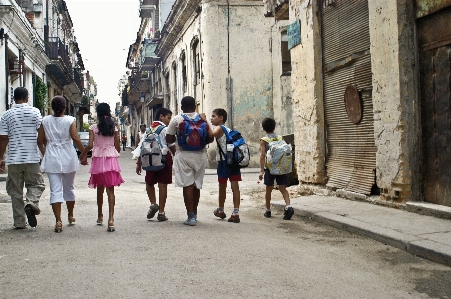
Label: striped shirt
xmin=0 ymin=103 xmax=42 ymax=164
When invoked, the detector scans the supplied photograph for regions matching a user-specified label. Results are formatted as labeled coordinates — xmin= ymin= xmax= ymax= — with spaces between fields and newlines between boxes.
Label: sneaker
xmin=213 ymin=208 xmax=226 ymax=219
xmin=264 ymin=210 xmax=271 ymax=218
xmin=157 ymin=212 xmax=168 ymax=221
xmin=25 ymin=205 xmax=37 ymax=227
xmin=183 ymin=218 xmax=196 ymax=226
xmin=283 ymin=207 xmax=294 ymax=220
xmin=147 ymin=204 xmax=159 ymax=219
xmin=227 ymin=214 xmax=240 ymax=223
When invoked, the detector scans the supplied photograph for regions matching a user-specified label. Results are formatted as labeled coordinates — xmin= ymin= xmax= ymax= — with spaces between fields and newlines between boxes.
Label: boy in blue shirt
xmin=201 ymin=109 xmax=241 ymax=223
xmin=259 ymin=117 xmax=294 ymax=220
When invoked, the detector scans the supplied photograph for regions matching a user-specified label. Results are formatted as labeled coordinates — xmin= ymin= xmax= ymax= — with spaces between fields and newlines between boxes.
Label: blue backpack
xmin=216 ymin=125 xmax=250 ymax=169
xmin=177 ymin=114 xmax=208 ymax=151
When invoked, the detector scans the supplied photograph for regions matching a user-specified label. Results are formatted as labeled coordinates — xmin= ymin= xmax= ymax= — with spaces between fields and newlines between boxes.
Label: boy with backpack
xmin=201 ymin=108 xmax=244 ymax=223
xmin=136 ymin=108 xmax=174 ymax=221
xmin=259 ymin=117 xmax=294 ymax=220
xmin=166 ymin=96 xmax=214 ymax=226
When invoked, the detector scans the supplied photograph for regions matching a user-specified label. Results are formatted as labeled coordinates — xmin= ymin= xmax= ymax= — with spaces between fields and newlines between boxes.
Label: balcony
xmin=140 ymin=39 xmax=159 ymax=72
xmin=45 ymin=37 xmax=73 ymax=86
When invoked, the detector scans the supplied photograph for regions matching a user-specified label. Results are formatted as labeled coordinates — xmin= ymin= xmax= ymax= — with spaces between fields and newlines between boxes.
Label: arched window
xmin=281 ymin=30 xmax=291 ymax=75
xmin=193 ymin=40 xmax=200 ymax=85
xmin=180 ymin=51 xmax=187 ymax=93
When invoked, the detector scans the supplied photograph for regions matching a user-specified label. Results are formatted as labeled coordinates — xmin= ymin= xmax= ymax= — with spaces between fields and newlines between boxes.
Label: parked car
xmin=74 ymin=132 xmax=91 ymax=157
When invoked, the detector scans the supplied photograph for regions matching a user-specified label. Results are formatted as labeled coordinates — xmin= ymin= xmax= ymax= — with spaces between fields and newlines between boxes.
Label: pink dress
xmin=88 ymin=124 xmax=124 ymax=188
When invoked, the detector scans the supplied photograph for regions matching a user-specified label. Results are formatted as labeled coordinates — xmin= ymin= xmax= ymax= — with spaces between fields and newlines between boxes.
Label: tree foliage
xmin=34 ymin=76 xmax=48 ymax=113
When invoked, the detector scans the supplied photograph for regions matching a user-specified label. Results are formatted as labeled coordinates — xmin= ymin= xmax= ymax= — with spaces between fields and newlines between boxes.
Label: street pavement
xmin=0 ymin=149 xmax=450 ymax=298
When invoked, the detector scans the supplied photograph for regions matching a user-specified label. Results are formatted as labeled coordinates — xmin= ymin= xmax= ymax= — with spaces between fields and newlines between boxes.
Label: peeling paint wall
xmin=368 ymin=1 xmax=420 ymax=202
xmin=160 ymin=0 xmax=274 ymax=167
xmin=289 ymin=0 xmax=327 ymax=184
xmin=202 ymin=1 xmax=274 ymax=166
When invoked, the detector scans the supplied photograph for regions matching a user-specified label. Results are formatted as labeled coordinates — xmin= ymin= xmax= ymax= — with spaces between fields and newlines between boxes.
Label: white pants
xmin=47 ymin=172 xmax=76 ymax=204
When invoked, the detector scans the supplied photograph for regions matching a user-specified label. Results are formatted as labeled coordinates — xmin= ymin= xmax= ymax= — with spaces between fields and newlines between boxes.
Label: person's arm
xmin=37 ymin=124 xmax=46 ymax=157
xmin=199 ymin=113 xmax=224 ymax=138
xmin=79 ymin=130 xmax=94 ymax=162
xmin=0 ymin=135 xmax=9 ymax=172
xmin=69 ymin=122 xmax=85 ymax=153
xmin=259 ymin=139 xmax=267 ymax=181
xmin=114 ymin=131 xmax=121 ymax=152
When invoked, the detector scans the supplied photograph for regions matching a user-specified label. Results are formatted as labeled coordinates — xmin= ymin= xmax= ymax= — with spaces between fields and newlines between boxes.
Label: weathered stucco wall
xmin=271 ymin=20 xmax=294 ymax=136
xmin=368 ymin=1 xmax=420 ymax=202
xmin=290 ymin=0 xmax=327 ymax=184
xmin=202 ymin=1 xmax=274 ymax=167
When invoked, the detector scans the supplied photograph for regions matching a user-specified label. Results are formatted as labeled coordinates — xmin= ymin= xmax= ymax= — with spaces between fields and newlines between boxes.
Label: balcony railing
xmin=74 ymin=69 xmax=83 ymax=91
xmin=45 ymin=37 xmax=72 ymax=71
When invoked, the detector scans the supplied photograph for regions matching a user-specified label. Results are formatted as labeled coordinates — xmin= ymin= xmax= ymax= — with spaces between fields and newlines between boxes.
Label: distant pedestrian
xmin=130 ymin=134 xmax=135 ymax=147
xmin=201 ymin=108 xmax=241 ymax=223
xmin=79 ymin=103 xmax=124 ymax=232
xmin=259 ymin=117 xmax=294 ymax=220
xmin=37 ymin=96 xmax=87 ymax=233
xmin=121 ymin=134 xmax=127 ymax=151
xmin=136 ymin=124 xmax=147 ymax=146
xmin=0 ymin=87 xmax=45 ymax=229
xmin=166 ymin=96 xmax=213 ymax=226
xmin=136 ymin=108 xmax=174 ymax=221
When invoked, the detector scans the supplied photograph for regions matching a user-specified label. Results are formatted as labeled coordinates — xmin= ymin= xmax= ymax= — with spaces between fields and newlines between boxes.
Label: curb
xmin=272 ymin=203 xmax=451 ymax=267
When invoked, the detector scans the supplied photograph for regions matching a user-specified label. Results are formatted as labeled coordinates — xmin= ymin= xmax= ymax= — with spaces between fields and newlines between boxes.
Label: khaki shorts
xmin=173 ymin=151 xmax=207 ymax=188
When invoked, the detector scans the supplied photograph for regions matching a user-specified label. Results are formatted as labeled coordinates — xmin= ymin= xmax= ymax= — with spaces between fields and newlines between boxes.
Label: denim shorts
xmin=263 ymin=168 xmax=288 ymax=186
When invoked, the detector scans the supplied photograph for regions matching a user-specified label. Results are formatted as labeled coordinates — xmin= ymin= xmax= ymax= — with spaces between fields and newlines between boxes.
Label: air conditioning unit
xmin=9 ymin=60 xmax=25 ymax=75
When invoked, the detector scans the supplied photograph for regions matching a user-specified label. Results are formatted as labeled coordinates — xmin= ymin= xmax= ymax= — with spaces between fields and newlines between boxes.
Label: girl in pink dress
xmin=80 ymin=103 xmax=124 ymax=232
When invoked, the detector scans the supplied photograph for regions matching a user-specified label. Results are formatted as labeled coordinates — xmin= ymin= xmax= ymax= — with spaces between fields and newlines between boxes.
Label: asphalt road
xmin=1 ymin=149 xmax=450 ymax=298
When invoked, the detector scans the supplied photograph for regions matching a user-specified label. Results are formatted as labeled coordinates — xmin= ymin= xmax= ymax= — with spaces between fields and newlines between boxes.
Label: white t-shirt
xmin=0 ymin=103 xmax=42 ymax=165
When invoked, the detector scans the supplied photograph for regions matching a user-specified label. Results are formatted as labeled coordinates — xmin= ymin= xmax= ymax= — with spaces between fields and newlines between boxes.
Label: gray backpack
xmin=140 ymin=126 xmax=166 ymax=171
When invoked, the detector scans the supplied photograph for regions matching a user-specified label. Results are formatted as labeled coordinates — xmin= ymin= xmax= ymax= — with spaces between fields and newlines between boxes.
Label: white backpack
xmin=262 ymin=136 xmax=292 ymax=175
xmin=140 ymin=126 xmax=166 ymax=171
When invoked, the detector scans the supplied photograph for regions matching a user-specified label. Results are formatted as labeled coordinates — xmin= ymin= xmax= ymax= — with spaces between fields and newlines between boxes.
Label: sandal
xmin=68 ymin=214 xmax=76 ymax=225
xmin=54 ymin=221 xmax=63 ymax=233
xmin=107 ymin=220 xmax=115 ymax=232
xmin=97 ymin=215 xmax=103 ymax=225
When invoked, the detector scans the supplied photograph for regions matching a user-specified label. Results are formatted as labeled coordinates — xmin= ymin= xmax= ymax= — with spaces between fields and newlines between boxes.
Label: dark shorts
xmin=217 ymin=161 xmax=242 ymax=184
xmin=145 ymin=153 xmax=173 ymax=185
xmin=263 ymin=168 xmax=288 ymax=186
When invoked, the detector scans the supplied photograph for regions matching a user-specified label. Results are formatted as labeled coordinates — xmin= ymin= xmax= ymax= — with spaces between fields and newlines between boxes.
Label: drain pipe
xmin=226 ymin=0 xmax=233 ymax=129
xmin=5 ymin=33 xmax=9 ymax=109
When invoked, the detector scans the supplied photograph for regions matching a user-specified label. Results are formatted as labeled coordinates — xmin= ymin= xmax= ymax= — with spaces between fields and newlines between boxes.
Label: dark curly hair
xmin=51 ymin=96 xmax=66 ymax=116
xmin=262 ymin=117 xmax=276 ymax=133
xmin=96 ymin=103 xmax=115 ymax=136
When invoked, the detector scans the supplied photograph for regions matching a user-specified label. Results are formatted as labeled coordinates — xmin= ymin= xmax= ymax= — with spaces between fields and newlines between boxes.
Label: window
xmin=281 ymin=30 xmax=291 ymax=75
xmin=193 ymin=40 xmax=200 ymax=85
xmin=181 ymin=52 xmax=187 ymax=93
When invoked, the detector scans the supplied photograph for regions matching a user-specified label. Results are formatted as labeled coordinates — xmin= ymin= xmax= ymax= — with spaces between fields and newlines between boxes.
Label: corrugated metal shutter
xmin=321 ymin=0 xmax=376 ymax=195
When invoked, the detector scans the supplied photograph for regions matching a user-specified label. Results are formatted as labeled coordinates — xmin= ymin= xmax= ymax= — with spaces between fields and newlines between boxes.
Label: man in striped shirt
xmin=0 ymin=87 xmax=45 ymax=229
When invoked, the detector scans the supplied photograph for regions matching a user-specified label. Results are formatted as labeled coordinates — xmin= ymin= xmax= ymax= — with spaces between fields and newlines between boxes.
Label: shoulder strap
xmin=220 ymin=125 xmax=230 ymax=142
xmin=154 ymin=125 xmax=166 ymax=135
xmin=216 ymin=138 xmax=226 ymax=161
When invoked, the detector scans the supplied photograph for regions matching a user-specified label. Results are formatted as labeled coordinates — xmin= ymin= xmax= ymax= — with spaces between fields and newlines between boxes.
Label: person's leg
xmin=97 ymin=186 xmax=105 ymax=223
xmin=193 ymin=186 xmax=200 ymax=215
xmin=6 ymin=165 xmax=26 ymax=228
xmin=146 ymin=184 xmax=157 ymax=205
xmin=231 ymin=181 xmax=240 ymax=210
xmin=24 ymin=163 xmax=45 ymax=214
xmin=62 ymin=172 xmax=76 ymax=224
xmin=183 ymin=184 xmax=194 ymax=213
xmin=278 ymin=185 xmax=290 ymax=205
xmin=278 ymin=184 xmax=294 ymax=220
xmin=106 ymin=187 xmax=115 ymax=231
xmin=265 ymin=185 xmax=273 ymax=210
xmin=158 ymin=183 xmax=167 ymax=212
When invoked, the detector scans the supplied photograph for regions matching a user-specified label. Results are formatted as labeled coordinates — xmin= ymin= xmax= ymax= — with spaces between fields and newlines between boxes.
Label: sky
xmin=65 ymin=0 xmax=141 ymax=108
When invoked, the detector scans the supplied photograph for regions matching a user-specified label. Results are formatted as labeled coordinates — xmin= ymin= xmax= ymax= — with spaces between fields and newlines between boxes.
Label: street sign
xmin=287 ymin=20 xmax=301 ymax=50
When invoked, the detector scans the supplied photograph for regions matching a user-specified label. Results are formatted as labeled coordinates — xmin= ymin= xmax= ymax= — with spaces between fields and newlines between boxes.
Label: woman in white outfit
xmin=37 ymin=96 xmax=86 ymax=232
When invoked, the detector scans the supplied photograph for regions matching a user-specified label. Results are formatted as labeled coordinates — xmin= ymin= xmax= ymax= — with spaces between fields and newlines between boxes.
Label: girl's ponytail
xmin=96 ymin=103 xmax=115 ymax=136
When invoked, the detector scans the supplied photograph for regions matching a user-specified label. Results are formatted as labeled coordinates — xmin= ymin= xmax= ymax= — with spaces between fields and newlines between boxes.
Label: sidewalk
xmin=272 ymin=195 xmax=451 ymax=267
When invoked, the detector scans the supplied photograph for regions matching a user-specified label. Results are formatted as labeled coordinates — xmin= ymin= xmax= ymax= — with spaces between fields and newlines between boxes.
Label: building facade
xmin=264 ymin=0 xmax=451 ymax=207
xmin=0 ymin=0 xmax=89 ymax=130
